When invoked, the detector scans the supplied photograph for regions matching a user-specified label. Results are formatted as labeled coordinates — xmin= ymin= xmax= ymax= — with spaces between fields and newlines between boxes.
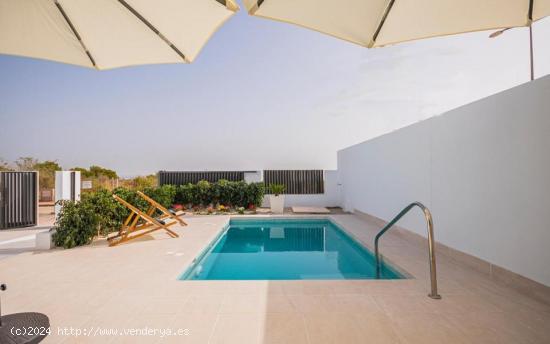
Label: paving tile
xmin=389 ymin=311 xmax=468 ymax=344
xmin=182 ymin=294 xmax=225 ymax=313
xmin=261 ymin=313 xmax=309 ymax=344
xmin=209 ymin=313 xmax=263 ymax=344
xmin=286 ymin=294 xmax=339 ymax=314
xmin=303 ymin=312 xmax=391 ymax=344
xmin=219 ymin=294 xmax=268 ymax=314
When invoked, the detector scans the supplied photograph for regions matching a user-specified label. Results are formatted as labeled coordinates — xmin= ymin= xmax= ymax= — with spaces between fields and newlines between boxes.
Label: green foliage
xmin=53 ymin=200 xmax=98 ymax=249
xmin=246 ymin=182 xmax=265 ymax=207
xmin=173 ymin=180 xmax=265 ymax=208
xmin=268 ymin=183 xmax=286 ymax=196
xmin=131 ymin=175 xmax=157 ymax=190
xmin=52 ymin=182 xmax=265 ymax=249
xmin=144 ymin=185 xmax=176 ymax=209
xmin=34 ymin=160 xmax=62 ymax=171
xmin=71 ymin=167 xmax=90 ymax=177
xmin=112 ymin=187 xmax=148 ymax=213
xmin=196 ymin=180 xmax=212 ymax=205
xmin=175 ymin=183 xmax=197 ymax=205
xmin=34 ymin=160 xmax=62 ymax=189
xmin=71 ymin=165 xmax=118 ymax=179
xmin=82 ymin=189 xmax=126 ymax=236
xmin=53 ymin=185 xmax=179 ymax=249
xmin=88 ymin=166 xmax=118 ymax=179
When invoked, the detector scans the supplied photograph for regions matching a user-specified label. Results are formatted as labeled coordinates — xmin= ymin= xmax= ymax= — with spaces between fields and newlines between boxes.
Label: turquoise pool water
xmin=180 ymin=219 xmax=404 ymax=280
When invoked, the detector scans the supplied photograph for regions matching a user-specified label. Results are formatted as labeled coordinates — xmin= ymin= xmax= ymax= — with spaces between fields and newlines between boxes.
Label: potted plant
xmin=269 ymin=184 xmax=285 ymax=214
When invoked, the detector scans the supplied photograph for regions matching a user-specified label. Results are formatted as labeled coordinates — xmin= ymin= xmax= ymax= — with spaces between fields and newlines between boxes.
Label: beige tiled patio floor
xmin=1 ymin=214 xmax=549 ymax=343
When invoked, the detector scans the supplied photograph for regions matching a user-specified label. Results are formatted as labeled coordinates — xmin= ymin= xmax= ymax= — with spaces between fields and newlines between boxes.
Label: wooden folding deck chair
xmin=108 ymin=194 xmax=179 ymax=247
xmin=136 ymin=191 xmax=187 ymax=227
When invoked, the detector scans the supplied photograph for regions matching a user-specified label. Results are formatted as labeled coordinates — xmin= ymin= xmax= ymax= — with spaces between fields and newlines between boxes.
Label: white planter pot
xmin=269 ymin=195 xmax=285 ymax=214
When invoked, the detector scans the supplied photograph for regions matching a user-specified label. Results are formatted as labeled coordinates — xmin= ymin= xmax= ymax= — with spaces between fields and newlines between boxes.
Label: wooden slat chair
xmin=108 ymin=194 xmax=179 ymax=247
xmin=136 ymin=191 xmax=187 ymax=227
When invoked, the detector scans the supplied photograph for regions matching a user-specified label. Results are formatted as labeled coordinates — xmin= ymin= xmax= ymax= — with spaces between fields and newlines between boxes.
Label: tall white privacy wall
xmin=337 ymin=76 xmax=550 ymax=287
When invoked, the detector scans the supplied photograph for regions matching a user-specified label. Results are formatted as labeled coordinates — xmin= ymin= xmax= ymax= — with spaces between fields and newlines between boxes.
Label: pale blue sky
xmin=1 ymin=8 xmax=549 ymax=177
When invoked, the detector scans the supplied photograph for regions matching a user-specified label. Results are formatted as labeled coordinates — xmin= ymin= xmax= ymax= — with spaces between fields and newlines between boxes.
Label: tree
xmin=88 ymin=165 xmax=118 ymax=179
xmin=70 ymin=165 xmax=119 ymax=191
xmin=71 ymin=167 xmax=93 ymax=178
xmin=131 ymin=175 xmax=157 ymax=190
xmin=34 ymin=160 xmax=62 ymax=189
xmin=0 ymin=158 xmax=13 ymax=171
xmin=15 ymin=157 xmax=38 ymax=171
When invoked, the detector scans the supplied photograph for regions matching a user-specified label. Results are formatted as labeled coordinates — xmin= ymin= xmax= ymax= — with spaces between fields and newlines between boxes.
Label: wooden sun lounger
xmin=136 ymin=191 xmax=187 ymax=227
xmin=108 ymin=194 xmax=179 ymax=247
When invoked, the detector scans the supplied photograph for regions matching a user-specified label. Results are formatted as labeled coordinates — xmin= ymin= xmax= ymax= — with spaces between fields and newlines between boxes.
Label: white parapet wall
xmin=337 ymin=75 xmax=550 ymax=287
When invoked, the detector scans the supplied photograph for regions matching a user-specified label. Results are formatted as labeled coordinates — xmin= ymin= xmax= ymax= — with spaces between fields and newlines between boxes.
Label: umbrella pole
xmin=529 ymin=24 xmax=534 ymax=81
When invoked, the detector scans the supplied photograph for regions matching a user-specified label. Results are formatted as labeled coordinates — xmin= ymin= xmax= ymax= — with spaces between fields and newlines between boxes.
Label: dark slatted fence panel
xmin=158 ymin=171 xmax=245 ymax=186
xmin=264 ymin=170 xmax=324 ymax=194
xmin=0 ymin=171 xmax=38 ymax=229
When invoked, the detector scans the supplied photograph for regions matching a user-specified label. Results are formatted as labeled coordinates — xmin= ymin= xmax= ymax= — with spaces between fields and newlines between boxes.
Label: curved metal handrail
xmin=374 ymin=202 xmax=441 ymax=299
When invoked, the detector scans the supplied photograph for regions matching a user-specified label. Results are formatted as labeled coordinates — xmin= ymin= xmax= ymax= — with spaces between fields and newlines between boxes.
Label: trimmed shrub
xmin=175 ymin=183 xmax=196 ymax=206
xmin=82 ymin=188 xmax=126 ymax=236
xmin=174 ymin=180 xmax=264 ymax=208
xmin=246 ymin=182 xmax=265 ymax=207
xmin=53 ymin=200 xmax=98 ymax=249
xmin=196 ymin=180 xmax=212 ymax=206
xmin=144 ymin=185 xmax=176 ymax=209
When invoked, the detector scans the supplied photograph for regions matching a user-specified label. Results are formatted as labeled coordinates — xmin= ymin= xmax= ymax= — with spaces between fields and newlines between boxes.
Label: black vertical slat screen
xmin=0 ymin=171 xmax=38 ymax=229
xmin=264 ymin=170 xmax=324 ymax=194
xmin=158 ymin=171 xmax=245 ymax=186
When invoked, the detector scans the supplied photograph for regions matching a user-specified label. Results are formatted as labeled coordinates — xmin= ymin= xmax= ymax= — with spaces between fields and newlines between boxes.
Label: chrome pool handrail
xmin=374 ymin=202 xmax=441 ymax=299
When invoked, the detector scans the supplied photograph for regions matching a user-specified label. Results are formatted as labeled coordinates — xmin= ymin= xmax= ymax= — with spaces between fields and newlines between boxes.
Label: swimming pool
xmin=180 ymin=219 xmax=404 ymax=280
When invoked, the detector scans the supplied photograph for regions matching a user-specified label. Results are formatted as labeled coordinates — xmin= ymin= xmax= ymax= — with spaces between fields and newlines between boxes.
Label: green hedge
xmin=174 ymin=180 xmax=264 ymax=208
xmin=53 ymin=181 xmax=264 ymax=249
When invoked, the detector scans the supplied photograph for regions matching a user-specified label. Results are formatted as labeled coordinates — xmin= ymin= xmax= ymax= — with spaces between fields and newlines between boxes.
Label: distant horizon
xmin=1 ymin=10 xmax=549 ymax=176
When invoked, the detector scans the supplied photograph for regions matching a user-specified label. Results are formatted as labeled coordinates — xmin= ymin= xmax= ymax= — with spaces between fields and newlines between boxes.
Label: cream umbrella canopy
xmin=0 ymin=0 xmax=239 ymax=70
xmin=243 ymin=0 xmax=549 ymax=48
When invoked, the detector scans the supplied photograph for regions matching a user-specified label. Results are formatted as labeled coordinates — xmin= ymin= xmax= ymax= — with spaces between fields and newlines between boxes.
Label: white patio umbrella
xmin=244 ymin=0 xmax=550 ymax=79
xmin=244 ymin=0 xmax=548 ymax=48
xmin=0 ymin=0 xmax=239 ymax=70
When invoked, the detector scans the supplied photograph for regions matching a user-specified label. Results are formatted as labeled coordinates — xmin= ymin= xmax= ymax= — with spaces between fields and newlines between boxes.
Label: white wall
xmin=338 ymin=76 xmax=550 ymax=286
xmin=261 ymin=170 xmax=340 ymax=208
xmin=54 ymin=171 xmax=81 ymax=217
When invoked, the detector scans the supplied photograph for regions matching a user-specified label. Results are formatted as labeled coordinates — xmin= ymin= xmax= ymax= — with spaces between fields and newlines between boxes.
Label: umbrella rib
xmin=248 ymin=0 xmax=265 ymax=15
xmin=370 ymin=0 xmax=396 ymax=47
xmin=215 ymin=0 xmax=239 ymax=11
xmin=54 ymin=1 xmax=97 ymax=68
xmin=528 ymin=0 xmax=534 ymax=21
xmin=117 ymin=0 xmax=188 ymax=63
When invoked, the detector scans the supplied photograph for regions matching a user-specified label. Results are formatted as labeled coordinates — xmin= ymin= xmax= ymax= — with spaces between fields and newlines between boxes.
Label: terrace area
xmin=2 ymin=213 xmax=549 ymax=344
